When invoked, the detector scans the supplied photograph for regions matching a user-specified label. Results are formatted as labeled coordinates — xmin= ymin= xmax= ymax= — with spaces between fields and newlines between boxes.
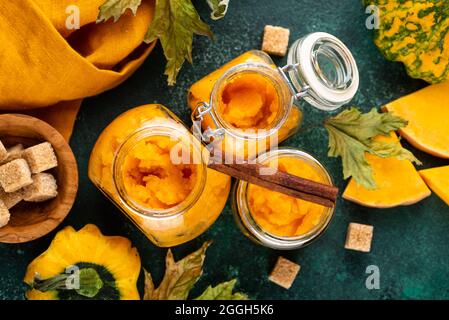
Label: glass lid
xmin=286 ymin=32 xmax=359 ymax=111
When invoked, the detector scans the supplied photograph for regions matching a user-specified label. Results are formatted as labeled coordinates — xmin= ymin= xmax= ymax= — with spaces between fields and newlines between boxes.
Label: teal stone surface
xmin=1 ymin=0 xmax=449 ymax=300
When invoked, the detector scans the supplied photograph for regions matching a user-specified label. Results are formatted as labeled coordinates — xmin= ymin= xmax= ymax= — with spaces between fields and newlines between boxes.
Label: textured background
xmin=1 ymin=0 xmax=449 ymax=300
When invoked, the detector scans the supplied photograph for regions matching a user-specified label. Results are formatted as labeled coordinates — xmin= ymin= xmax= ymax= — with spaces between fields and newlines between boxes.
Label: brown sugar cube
xmin=0 ymin=140 xmax=7 ymax=163
xmin=268 ymin=256 xmax=300 ymax=289
xmin=0 ymin=200 xmax=10 ymax=228
xmin=344 ymin=223 xmax=374 ymax=253
xmin=1 ymin=144 xmax=25 ymax=165
xmin=0 ymin=186 xmax=23 ymax=209
xmin=23 ymin=173 xmax=58 ymax=202
xmin=23 ymin=142 xmax=58 ymax=173
xmin=0 ymin=159 xmax=33 ymax=193
xmin=6 ymin=144 xmax=24 ymax=161
xmin=262 ymin=25 xmax=290 ymax=56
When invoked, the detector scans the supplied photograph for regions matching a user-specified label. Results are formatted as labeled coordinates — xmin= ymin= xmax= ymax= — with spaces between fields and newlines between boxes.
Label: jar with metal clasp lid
xmin=188 ymin=32 xmax=359 ymax=159
xmin=88 ymin=104 xmax=231 ymax=247
xmin=232 ymin=148 xmax=335 ymax=250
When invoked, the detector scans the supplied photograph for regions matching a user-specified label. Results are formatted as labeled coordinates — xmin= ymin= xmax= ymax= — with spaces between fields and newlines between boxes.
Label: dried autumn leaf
xmin=144 ymin=0 xmax=213 ymax=85
xmin=207 ymin=0 xmax=229 ymax=20
xmin=143 ymin=241 xmax=211 ymax=300
xmin=195 ymin=279 xmax=248 ymax=300
xmin=325 ymin=107 xmax=420 ymax=189
xmin=97 ymin=0 xmax=142 ymax=23
xmin=143 ymin=269 xmax=155 ymax=300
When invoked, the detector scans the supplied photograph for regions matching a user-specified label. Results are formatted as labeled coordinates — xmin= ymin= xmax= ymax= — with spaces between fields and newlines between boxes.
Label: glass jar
xmin=188 ymin=32 xmax=359 ymax=160
xmin=232 ymin=148 xmax=335 ymax=250
xmin=88 ymin=104 xmax=231 ymax=247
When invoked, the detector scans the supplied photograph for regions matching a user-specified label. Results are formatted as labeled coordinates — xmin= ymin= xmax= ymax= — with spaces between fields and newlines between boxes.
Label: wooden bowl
xmin=0 ymin=114 xmax=78 ymax=243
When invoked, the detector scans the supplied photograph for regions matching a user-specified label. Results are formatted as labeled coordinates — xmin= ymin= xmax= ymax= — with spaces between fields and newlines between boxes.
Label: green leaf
xmin=207 ymin=0 xmax=229 ymax=20
xmin=195 ymin=279 xmax=248 ymax=300
xmin=97 ymin=0 xmax=142 ymax=23
xmin=325 ymin=107 xmax=408 ymax=141
xmin=325 ymin=107 xmax=420 ymax=189
xmin=143 ymin=241 xmax=211 ymax=300
xmin=144 ymin=0 xmax=213 ymax=85
xmin=75 ymin=268 xmax=104 ymax=298
xmin=325 ymin=124 xmax=376 ymax=189
xmin=369 ymin=140 xmax=422 ymax=165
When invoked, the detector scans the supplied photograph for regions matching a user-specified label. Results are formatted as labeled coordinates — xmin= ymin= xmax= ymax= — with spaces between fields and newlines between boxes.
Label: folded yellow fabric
xmin=0 ymin=0 xmax=156 ymax=140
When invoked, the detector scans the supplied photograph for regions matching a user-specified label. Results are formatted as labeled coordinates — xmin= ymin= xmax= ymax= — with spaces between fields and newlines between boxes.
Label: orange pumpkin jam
xmin=248 ymin=156 xmax=328 ymax=237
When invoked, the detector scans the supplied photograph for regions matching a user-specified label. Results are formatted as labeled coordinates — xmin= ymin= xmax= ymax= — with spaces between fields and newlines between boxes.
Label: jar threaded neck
xmin=113 ymin=123 xmax=207 ymax=219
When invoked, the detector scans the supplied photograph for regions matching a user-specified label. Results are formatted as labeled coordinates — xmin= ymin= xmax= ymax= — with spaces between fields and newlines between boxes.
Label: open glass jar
xmin=232 ymin=148 xmax=335 ymax=250
xmin=188 ymin=32 xmax=359 ymax=159
xmin=88 ymin=105 xmax=231 ymax=247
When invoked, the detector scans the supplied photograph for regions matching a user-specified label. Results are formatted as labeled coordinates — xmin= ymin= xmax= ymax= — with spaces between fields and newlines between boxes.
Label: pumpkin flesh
xmin=383 ymin=81 xmax=449 ymax=159
xmin=343 ymin=133 xmax=431 ymax=208
xmin=419 ymin=166 xmax=449 ymax=206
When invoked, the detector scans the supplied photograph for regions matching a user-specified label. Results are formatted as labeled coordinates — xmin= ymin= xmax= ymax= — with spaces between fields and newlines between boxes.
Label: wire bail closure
xmin=278 ymin=63 xmax=310 ymax=103
xmin=191 ymin=102 xmax=225 ymax=144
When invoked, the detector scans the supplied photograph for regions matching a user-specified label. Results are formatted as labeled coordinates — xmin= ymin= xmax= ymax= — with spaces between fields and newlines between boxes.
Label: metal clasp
xmin=191 ymin=102 xmax=225 ymax=144
xmin=278 ymin=63 xmax=310 ymax=102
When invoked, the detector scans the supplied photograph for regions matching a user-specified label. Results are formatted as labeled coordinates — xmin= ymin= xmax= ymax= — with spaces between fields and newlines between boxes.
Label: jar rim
xmin=234 ymin=148 xmax=336 ymax=250
xmin=210 ymin=63 xmax=293 ymax=140
xmin=287 ymin=32 xmax=359 ymax=111
xmin=113 ymin=121 xmax=207 ymax=220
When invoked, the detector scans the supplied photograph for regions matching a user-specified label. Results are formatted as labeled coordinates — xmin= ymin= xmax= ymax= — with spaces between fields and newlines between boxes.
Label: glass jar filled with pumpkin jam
xmin=189 ymin=32 xmax=359 ymax=160
xmin=88 ymin=105 xmax=231 ymax=247
xmin=232 ymin=149 xmax=335 ymax=250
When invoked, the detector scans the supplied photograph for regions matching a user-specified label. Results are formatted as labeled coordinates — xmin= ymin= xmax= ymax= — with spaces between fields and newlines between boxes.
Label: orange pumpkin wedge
xmin=343 ymin=133 xmax=431 ymax=208
xmin=382 ymin=82 xmax=449 ymax=159
xmin=419 ymin=166 xmax=449 ymax=206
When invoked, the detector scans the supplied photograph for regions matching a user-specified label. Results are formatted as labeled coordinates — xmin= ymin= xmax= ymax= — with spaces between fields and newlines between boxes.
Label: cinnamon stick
xmin=208 ymin=162 xmax=339 ymax=208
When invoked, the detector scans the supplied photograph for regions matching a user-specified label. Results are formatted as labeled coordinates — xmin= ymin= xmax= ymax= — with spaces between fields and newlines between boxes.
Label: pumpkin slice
xmin=419 ymin=166 xmax=449 ymax=206
xmin=343 ymin=133 xmax=431 ymax=208
xmin=382 ymin=82 xmax=449 ymax=159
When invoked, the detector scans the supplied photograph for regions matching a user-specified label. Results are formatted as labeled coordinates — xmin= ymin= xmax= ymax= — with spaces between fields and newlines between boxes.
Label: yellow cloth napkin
xmin=0 ymin=0 xmax=156 ymax=140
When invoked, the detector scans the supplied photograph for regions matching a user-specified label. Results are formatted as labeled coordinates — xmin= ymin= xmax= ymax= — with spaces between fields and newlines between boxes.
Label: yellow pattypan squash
xmin=365 ymin=0 xmax=449 ymax=84
xmin=24 ymin=224 xmax=141 ymax=300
